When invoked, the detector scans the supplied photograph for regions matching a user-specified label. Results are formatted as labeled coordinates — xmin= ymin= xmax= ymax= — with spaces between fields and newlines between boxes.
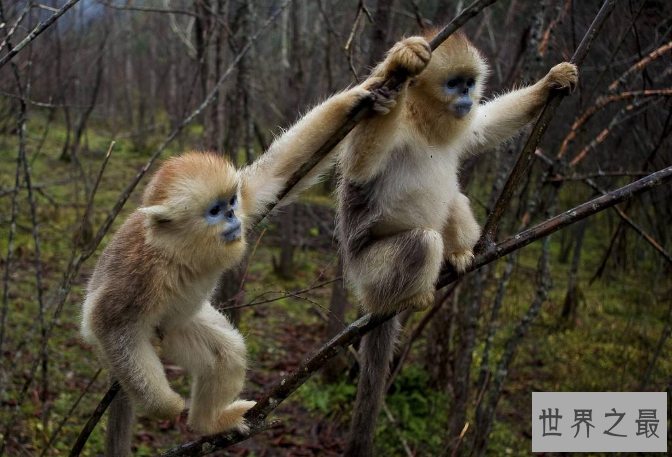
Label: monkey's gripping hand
xmin=371 ymin=86 xmax=400 ymax=115
xmin=383 ymin=37 xmax=432 ymax=78
xmin=544 ymin=62 xmax=579 ymax=94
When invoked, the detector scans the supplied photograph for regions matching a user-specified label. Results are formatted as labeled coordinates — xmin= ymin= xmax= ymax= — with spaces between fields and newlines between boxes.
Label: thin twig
xmin=569 ymin=97 xmax=657 ymax=167
xmin=0 ymin=0 xmax=32 ymax=55
xmin=0 ymin=0 xmax=82 ymax=70
xmin=557 ymin=89 xmax=672 ymax=158
xmin=0 ymin=86 xmax=23 ymax=400
xmin=101 ymin=2 xmax=199 ymax=17
xmin=438 ymin=165 xmax=672 ymax=288
xmin=546 ymin=170 xmax=650 ymax=181
xmin=608 ymin=40 xmax=672 ymax=92
xmin=39 ymin=369 xmax=102 ymax=457
xmin=19 ymin=89 xmax=50 ymax=430
xmin=68 ymin=381 xmax=122 ymax=457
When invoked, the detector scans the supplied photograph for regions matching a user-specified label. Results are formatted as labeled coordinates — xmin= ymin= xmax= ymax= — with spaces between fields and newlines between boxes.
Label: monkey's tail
xmin=344 ymin=317 xmax=401 ymax=457
xmin=105 ymin=385 xmax=134 ymax=457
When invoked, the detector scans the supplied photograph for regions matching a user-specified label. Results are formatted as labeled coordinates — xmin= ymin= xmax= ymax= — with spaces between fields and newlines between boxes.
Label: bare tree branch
xmin=608 ymin=40 xmax=672 ymax=92
xmin=0 ymin=0 xmax=82 ymax=70
xmin=438 ymin=165 xmax=672 ymax=288
xmin=477 ymin=0 xmax=617 ymax=250
xmin=101 ymin=2 xmax=199 ymax=17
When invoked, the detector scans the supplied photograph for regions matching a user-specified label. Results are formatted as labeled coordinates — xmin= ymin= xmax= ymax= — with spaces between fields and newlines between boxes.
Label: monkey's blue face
xmin=445 ymin=76 xmax=475 ymax=117
xmin=205 ymin=194 xmax=242 ymax=242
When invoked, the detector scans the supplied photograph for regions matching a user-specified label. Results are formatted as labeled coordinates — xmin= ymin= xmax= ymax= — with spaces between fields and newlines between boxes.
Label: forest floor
xmin=0 ymin=118 xmax=670 ymax=456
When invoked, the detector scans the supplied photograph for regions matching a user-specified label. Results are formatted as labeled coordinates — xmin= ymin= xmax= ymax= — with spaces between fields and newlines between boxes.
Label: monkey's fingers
xmin=372 ymin=86 xmax=399 ymax=114
xmin=547 ymin=62 xmax=579 ymax=94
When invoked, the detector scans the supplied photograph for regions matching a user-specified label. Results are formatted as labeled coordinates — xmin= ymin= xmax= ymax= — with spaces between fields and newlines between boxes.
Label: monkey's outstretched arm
xmin=340 ymin=37 xmax=432 ymax=182
xmin=469 ymin=62 xmax=578 ymax=153
xmin=239 ymin=86 xmax=372 ymax=222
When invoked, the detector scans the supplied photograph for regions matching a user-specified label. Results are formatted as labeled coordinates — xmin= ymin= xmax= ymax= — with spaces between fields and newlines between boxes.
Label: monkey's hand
xmin=382 ymin=36 xmax=432 ymax=79
xmin=447 ymin=249 xmax=475 ymax=274
xmin=371 ymin=86 xmax=400 ymax=115
xmin=545 ymin=62 xmax=579 ymax=94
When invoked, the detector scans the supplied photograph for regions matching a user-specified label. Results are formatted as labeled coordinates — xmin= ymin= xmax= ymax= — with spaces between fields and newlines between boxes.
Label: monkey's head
xmin=140 ymin=152 xmax=247 ymax=269
xmin=413 ymin=32 xmax=489 ymax=120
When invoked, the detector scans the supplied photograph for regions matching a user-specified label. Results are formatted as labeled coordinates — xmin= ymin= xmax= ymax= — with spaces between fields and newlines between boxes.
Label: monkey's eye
xmin=230 ymin=195 xmax=237 ymax=207
xmin=447 ymin=79 xmax=458 ymax=88
xmin=208 ymin=204 xmax=222 ymax=217
xmin=467 ymin=78 xmax=475 ymax=87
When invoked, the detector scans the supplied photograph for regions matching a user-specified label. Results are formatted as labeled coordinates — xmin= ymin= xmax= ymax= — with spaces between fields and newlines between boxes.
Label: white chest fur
xmin=375 ymin=135 xmax=461 ymax=232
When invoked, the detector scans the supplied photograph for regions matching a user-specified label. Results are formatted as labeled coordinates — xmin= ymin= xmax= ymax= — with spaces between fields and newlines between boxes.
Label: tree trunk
xmin=275 ymin=205 xmax=296 ymax=279
xmin=368 ymin=0 xmax=397 ymax=66
xmin=446 ymin=272 xmax=484 ymax=455
xmin=321 ymin=257 xmax=349 ymax=383
xmin=561 ymin=218 xmax=588 ymax=323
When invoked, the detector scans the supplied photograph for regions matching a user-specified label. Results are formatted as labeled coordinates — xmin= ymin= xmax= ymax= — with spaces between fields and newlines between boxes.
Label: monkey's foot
xmin=546 ymin=62 xmax=579 ymax=93
xmin=386 ymin=37 xmax=432 ymax=77
xmin=189 ymin=400 xmax=256 ymax=435
xmin=448 ymin=249 xmax=475 ymax=274
xmin=217 ymin=400 xmax=256 ymax=434
xmin=397 ymin=290 xmax=435 ymax=313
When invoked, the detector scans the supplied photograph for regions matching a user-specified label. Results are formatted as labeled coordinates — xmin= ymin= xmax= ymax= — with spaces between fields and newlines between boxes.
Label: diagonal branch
xmin=160 ymin=166 xmax=672 ymax=456
xmin=438 ymin=165 xmax=672 ymax=288
xmin=477 ymin=0 xmax=617 ymax=250
xmin=536 ymin=151 xmax=672 ymax=266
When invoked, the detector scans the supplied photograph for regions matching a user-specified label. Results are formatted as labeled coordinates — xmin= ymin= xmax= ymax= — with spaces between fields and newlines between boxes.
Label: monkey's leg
xmin=98 ymin=327 xmax=184 ymax=420
xmin=349 ymin=228 xmax=443 ymax=314
xmin=442 ymin=193 xmax=481 ymax=273
xmin=161 ymin=303 xmax=253 ymax=435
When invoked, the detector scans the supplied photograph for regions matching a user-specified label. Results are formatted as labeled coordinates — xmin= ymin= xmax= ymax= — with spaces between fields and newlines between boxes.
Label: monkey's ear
xmin=140 ymin=205 xmax=172 ymax=224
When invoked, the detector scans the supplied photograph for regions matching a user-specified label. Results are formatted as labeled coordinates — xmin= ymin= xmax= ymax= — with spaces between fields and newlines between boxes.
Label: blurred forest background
xmin=0 ymin=0 xmax=671 ymax=455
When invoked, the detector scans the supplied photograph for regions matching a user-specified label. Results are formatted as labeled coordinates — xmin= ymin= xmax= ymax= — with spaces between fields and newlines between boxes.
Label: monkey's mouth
xmin=452 ymin=103 xmax=472 ymax=117
xmin=221 ymin=222 xmax=242 ymax=242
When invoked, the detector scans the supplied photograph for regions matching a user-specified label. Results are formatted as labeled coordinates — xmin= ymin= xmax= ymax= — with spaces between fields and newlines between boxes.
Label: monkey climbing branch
xmin=162 ymin=165 xmax=672 ymax=456
xmin=70 ymin=5 xmax=503 ymax=454
xmin=257 ymin=0 xmax=500 ymax=227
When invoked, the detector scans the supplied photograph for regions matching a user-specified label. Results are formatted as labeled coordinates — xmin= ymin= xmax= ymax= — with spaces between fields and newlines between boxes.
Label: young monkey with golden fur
xmin=338 ymin=33 xmax=578 ymax=456
xmin=81 ymin=72 xmax=399 ymax=456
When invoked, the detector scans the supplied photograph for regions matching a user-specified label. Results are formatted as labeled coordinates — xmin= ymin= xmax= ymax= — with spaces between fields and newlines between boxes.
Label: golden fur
xmin=338 ymin=34 xmax=578 ymax=457
xmin=338 ymin=34 xmax=578 ymax=313
xmin=81 ymin=81 xmax=378 ymax=455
